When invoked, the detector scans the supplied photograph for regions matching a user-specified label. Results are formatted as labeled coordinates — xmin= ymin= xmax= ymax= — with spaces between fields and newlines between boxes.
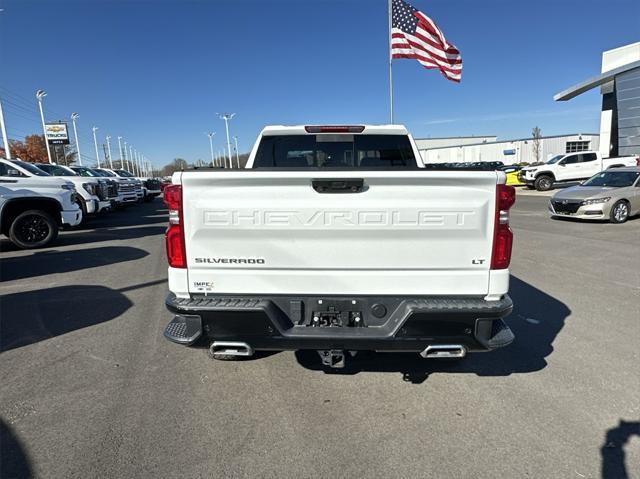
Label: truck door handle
xmin=312 ymin=178 xmax=365 ymax=194
xmin=0 ymin=179 xmax=18 ymax=183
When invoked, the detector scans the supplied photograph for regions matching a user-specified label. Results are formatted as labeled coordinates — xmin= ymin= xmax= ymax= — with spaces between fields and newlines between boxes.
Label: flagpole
xmin=388 ymin=0 xmax=394 ymax=124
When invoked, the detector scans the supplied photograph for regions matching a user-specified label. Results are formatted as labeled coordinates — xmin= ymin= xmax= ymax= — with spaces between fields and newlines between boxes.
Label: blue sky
xmin=1 ymin=0 xmax=639 ymax=167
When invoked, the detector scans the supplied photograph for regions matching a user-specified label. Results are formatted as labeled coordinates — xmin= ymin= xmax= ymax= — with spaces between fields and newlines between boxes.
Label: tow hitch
xmin=317 ymin=349 xmax=346 ymax=368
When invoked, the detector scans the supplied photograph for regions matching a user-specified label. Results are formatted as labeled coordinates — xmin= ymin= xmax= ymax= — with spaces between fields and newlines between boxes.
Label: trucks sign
xmin=45 ymin=123 xmax=70 ymax=145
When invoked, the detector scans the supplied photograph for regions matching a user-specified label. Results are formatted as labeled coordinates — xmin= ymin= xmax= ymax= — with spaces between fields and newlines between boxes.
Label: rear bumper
xmin=164 ymin=293 xmax=514 ymax=353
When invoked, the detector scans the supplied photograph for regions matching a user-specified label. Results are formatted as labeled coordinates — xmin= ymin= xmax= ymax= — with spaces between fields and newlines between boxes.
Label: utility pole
xmin=0 ymin=96 xmax=11 ymax=159
xmin=92 ymin=126 xmax=101 ymax=167
xmin=218 ymin=113 xmax=235 ymax=168
xmin=36 ymin=90 xmax=53 ymax=163
xmin=233 ymin=135 xmax=240 ymax=168
xmin=106 ymin=136 xmax=113 ymax=169
xmin=71 ymin=113 xmax=82 ymax=165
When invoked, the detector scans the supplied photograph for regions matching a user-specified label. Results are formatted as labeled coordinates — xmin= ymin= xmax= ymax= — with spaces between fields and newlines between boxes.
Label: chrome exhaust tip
xmin=210 ymin=341 xmax=254 ymax=358
xmin=420 ymin=344 xmax=466 ymax=359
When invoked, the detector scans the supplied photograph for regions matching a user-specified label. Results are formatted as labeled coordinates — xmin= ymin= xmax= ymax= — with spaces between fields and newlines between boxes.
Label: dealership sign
xmin=45 ymin=123 xmax=70 ymax=145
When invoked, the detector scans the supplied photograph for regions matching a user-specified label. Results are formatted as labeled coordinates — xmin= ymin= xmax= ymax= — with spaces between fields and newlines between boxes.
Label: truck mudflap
xmin=164 ymin=293 xmax=514 ymax=354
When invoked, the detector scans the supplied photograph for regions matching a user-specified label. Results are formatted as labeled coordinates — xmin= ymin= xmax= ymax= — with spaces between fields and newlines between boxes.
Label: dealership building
xmin=555 ymin=42 xmax=640 ymax=158
xmin=417 ymin=133 xmax=599 ymax=165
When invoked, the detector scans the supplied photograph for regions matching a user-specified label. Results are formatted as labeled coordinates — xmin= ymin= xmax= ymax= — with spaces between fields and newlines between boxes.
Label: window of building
xmin=566 ymin=141 xmax=590 ymax=153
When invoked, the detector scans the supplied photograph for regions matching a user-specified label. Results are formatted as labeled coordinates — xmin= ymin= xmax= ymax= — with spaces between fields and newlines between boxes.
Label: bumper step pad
xmin=164 ymin=314 xmax=202 ymax=345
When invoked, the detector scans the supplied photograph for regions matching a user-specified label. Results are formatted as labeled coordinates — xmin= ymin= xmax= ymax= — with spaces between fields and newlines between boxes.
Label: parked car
xmin=519 ymin=151 xmax=640 ymax=191
xmin=33 ymin=163 xmax=111 ymax=221
xmin=163 ymin=124 xmax=516 ymax=369
xmin=549 ymin=166 xmax=640 ymax=223
xmin=0 ymin=158 xmax=82 ymax=248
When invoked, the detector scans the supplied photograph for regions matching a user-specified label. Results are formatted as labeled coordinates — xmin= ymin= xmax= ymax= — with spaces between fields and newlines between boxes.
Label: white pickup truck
xmin=519 ymin=151 xmax=640 ymax=191
xmin=163 ymin=125 xmax=516 ymax=368
xmin=0 ymin=158 xmax=82 ymax=248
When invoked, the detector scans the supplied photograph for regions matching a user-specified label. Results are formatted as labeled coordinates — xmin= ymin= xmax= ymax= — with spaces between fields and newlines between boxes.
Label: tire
xmin=8 ymin=210 xmax=58 ymax=249
xmin=534 ymin=175 xmax=554 ymax=191
xmin=75 ymin=198 xmax=87 ymax=225
xmin=610 ymin=200 xmax=630 ymax=224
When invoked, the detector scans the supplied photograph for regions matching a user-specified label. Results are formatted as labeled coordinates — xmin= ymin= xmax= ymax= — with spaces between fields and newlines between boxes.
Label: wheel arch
xmin=1 ymin=197 xmax=63 ymax=235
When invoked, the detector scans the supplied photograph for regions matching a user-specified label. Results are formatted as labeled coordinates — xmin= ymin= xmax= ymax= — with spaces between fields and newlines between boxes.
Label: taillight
xmin=304 ymin=125 xmax=365 ymax=133
xmin=164 ymin=184 xmax=186 ymax=268
xmin=635 ymin=156 xmax=640 ymax=166
xmin=491 ymin=184 xmax=516 ymax=270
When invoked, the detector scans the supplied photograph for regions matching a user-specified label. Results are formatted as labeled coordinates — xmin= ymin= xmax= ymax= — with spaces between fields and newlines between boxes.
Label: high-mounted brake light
xmin=164 ymin=184 xmax=186 ymax=268
xmin=304 ymin=125 xmax=365 ymax=133
xmin=491 ymin=184 xmax=515 ymax=270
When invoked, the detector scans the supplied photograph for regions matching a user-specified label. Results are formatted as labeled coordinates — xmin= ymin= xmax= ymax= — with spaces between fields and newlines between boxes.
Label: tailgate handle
xmin=312 ymin=178 xmax=365 ymax=194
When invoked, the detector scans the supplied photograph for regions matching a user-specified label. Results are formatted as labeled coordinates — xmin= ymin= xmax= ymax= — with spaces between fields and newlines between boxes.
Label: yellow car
xmin=501 ymin=166 xmax=525 ymax=186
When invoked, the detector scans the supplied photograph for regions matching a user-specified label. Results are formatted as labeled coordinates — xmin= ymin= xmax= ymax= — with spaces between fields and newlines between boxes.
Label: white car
xmin=34 ymin=163 xmax=111 ymax=218
xmin=519 ymin=151 xmax=639 ymax=191
xmin=0 ymin=158 xmax=82 ymax=248
xmin=162 ymin=124 xmax=516 ymax=369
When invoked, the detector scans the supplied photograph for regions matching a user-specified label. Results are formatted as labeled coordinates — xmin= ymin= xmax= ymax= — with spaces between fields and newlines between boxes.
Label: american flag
xmin=391 ymin=0 xmax=462 ymax=82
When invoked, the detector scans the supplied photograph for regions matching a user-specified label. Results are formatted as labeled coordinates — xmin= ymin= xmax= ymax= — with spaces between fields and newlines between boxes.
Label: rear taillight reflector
xmin=164 ymin=185 xmax=186 ymax=268
xmin=491 ymin=184 xmax=515 ymax=270
xmin=304 ymin=125 xmax=365 ymax=133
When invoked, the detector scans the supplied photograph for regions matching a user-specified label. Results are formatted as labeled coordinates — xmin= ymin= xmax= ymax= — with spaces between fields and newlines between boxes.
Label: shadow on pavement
xmin=0 ymin=419 xmax=33 ymax=479
xmin=295 ymin=276 xmax=571 ymax=383
xmin=601 ymin=420 xmax=640 ymax=479
xmin=0 ymin=285 xmax=134 ymax=352
xmin=0 ymin=246 xmax=149 ymax=282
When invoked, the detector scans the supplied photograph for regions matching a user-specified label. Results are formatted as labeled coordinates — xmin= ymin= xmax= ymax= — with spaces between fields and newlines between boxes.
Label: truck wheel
xmin=9 ymin=210 xmax=58 ymax=249
xmin=534 ymin=175 xmax=553 ymax=191
xmin=75 ymin=198 xmax=87 ymax=225
xmin=610 ymin=200 xmax=630 ymax=224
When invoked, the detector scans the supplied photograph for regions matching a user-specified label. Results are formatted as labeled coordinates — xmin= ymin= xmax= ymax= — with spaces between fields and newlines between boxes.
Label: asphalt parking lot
xmin=1 ymin=195 xmax=638 ymax=479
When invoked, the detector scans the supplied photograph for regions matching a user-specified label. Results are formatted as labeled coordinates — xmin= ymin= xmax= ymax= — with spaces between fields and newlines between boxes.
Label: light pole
xmin=123 ymin=140 xmax=129 ymax=170
xmin=134 ymin=149 xmax=140 ymax=176
xmin=129 ymin=145 xmax=134 ymax=173
xmin=0 ymin=97 xmax=11 ymax=159
xmin=218 ymin=113 xmax=235 ymax=168
xmin=233 ymin=135 xmax=240 ymax=168
xmin=117 ymin=136 xmax=124 ymax=168
xmin=106 ymin=136 xmax=113 ymax=169
xmin=92 ymin=126 xmax=101 ymax=168
xmin=206 ymin=132 xmax=215 ymax=166
xmin=71 ymin=113 xmax=82 ymax=165
xmin=36 ymin=90 xmax=53 ymax=164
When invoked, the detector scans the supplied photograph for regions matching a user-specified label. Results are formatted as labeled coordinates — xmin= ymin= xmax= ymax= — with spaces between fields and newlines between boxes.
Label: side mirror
xmin=559 ymin=162 xmax=566 ymax=167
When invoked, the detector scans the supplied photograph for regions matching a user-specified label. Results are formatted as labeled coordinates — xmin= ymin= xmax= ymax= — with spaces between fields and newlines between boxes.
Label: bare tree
xmin=532 ymin=126 xmax=542 ymax=164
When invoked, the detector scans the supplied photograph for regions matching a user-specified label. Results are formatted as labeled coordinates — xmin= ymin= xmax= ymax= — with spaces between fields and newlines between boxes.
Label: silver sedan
xmin=549 ymin=166 xmax=640 ymax=223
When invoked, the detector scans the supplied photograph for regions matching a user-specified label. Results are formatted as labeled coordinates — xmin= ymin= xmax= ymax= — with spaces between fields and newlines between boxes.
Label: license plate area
xmin=304 ymin=299 xmax=365 ymax=328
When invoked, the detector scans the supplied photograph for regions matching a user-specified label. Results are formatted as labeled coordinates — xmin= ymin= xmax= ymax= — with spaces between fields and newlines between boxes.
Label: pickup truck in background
xmin=33 ymin=163 xmax=111 ymax=221
xmin=163 ymin=125 xmax=516 ymax=369
xmin=0 ymin=158 xmax=82 ymax=248
xmin=519 ymin=151 xmax=640 ymax=191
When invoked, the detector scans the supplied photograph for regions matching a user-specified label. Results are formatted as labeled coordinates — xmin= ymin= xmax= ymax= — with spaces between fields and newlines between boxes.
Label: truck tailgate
xmin=180 ymin=170 xmax=498 ymax=296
